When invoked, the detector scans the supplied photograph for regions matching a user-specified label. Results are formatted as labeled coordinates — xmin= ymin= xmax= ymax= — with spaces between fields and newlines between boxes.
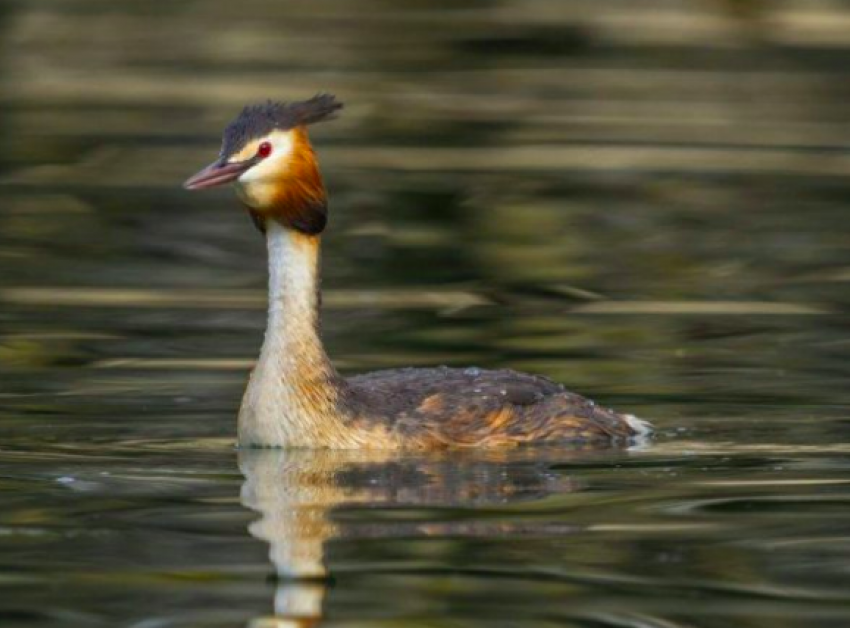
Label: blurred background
xmin=1 ymin=1 xmax=850 ymax=626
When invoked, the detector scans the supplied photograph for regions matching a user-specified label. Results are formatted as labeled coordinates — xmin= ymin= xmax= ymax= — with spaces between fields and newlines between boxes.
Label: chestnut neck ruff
xmin=248 ymin=127 xmax=328 ymax=236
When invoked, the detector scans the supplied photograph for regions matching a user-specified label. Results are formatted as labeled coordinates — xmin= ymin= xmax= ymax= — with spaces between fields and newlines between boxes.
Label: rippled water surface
xmin=1 ymin=1 xmax=850 ymax=626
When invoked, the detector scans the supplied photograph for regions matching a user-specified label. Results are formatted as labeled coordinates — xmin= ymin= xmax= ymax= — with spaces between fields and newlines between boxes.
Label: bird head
xmin=184 ymin=94 xmax=342 ymax=234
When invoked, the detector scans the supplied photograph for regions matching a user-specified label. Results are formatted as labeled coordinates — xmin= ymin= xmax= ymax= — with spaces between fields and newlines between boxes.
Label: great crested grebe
xmin=184 ymin=94 xmax=651 ymax=449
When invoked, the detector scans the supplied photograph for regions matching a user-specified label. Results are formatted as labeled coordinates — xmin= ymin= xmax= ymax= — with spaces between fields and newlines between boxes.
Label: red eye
xmin=258 ymin=141 xmax=272 ymax=158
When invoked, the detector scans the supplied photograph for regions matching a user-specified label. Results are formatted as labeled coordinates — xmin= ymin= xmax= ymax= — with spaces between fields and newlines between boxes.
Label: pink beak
xmin=183 ymin=159 xmax=254 ymax=190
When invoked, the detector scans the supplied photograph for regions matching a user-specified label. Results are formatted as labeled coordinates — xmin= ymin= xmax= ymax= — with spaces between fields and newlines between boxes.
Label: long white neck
xmin=238 ymin=221 xmax=348 ymax=447
xmin=267 ymin=220 xmax=321 ymax=345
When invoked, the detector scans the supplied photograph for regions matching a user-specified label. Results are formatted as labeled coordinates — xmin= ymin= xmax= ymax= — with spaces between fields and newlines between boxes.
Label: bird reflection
xmin=239 ymin=447 xmax=607 ymax=627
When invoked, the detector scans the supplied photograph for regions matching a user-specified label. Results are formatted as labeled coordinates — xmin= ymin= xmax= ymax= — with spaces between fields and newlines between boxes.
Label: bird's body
xmin=185 ymin=95 xmax=651 ymax=449
xmin=346 ymin=367 xmax=643 ymax=448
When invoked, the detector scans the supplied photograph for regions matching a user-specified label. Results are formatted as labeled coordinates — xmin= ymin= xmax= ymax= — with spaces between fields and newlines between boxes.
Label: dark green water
xmin=1 ymin=1 xmax=850 ymax=626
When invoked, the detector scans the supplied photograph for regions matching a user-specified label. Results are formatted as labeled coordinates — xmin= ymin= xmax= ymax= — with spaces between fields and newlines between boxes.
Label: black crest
xmin=220 ymin=93 xmax=343 ymax=159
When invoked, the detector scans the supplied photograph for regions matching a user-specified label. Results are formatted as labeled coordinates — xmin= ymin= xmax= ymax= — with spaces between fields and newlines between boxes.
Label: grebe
xmin=184 ymin=94 xmax=651 ymax=449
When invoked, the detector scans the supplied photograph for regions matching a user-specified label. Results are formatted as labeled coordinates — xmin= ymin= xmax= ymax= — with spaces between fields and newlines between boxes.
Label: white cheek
xmin=237 ymin=134 xmax=294 ymax=185
xmin=238 ymin=158 xmax=278 ymax=184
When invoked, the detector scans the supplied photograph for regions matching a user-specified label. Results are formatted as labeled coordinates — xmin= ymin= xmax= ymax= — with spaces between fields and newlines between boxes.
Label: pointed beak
xmin=183 ymin=159 xmax=254 ymax=191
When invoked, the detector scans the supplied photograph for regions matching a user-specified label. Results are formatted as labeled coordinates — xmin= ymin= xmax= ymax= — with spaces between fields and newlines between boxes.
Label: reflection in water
xmin=234 ymin=436 xmax=850 ymax=628
xmin=239 ymin=448 xmax=590 ymax=626
xmin=241 ymin=450 xmax=367 ymax=626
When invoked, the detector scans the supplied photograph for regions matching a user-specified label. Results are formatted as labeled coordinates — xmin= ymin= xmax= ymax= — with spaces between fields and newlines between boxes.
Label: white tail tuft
xmin=624 ymin=414 xmax=653 ymax=437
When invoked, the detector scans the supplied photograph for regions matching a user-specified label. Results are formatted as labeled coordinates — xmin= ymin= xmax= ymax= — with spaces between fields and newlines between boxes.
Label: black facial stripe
xmin=215 ymin=151 xmax=263 ymax=171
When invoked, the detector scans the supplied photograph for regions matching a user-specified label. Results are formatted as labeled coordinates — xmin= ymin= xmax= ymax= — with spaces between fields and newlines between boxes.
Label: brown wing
xmin=345 ymin=367 xmax=643 ymax=448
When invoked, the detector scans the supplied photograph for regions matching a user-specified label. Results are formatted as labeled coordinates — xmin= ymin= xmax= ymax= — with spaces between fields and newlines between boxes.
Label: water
xmin=1 ymin=1 xmax=850 ymax=626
